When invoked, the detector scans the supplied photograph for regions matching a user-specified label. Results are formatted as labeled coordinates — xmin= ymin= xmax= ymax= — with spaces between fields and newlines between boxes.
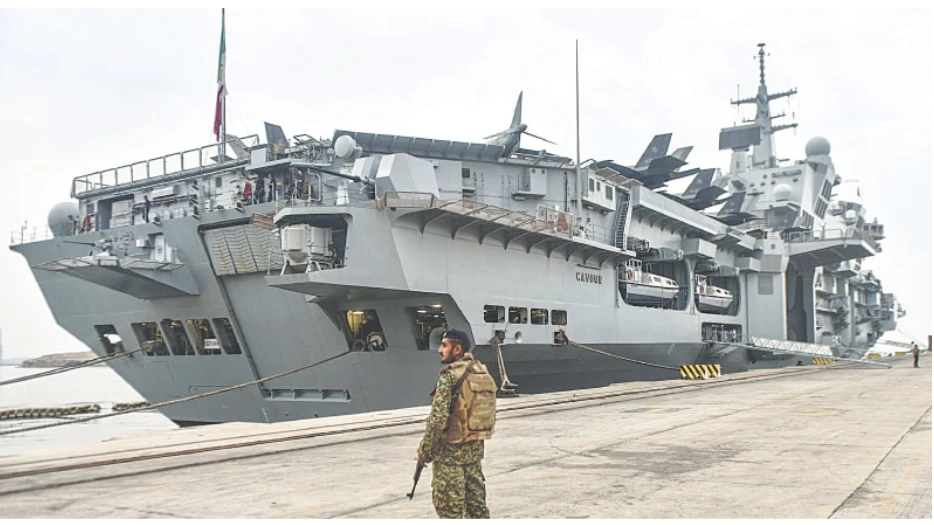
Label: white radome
xmin=805 ymin=136 xmax=831 ymax=157
xmin=773 ymin=183 xmax=793 ymax=201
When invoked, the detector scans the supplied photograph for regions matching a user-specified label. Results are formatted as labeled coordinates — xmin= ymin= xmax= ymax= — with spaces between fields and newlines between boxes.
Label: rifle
xmin=406 ymin=462 xmax=424 ymax=500
xmin=407 ymin=362 xmax=474 ymax=500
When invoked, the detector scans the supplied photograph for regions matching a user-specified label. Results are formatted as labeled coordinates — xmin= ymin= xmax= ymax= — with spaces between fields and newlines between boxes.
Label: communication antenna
xmin=574 ymin=39 xmax=583 ymax=222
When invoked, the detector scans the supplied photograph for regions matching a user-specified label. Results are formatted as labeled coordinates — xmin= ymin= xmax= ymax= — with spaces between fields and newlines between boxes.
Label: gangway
xmin=708 ymin=336 xmax=892 ymax=368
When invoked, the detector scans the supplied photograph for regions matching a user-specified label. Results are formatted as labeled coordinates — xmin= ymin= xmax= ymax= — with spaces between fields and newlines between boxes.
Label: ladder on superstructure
xmin=613 ymin=189 xmax=630 ymax=250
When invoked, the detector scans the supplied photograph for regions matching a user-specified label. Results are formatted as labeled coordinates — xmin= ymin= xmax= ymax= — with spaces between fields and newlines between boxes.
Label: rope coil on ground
xmin=0 ymin=350 xmax=352 ymax=437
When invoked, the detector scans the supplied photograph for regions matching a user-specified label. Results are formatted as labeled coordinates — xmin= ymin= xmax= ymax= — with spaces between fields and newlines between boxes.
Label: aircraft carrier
xmin=9 ymin=44 xmax=905 ymax=425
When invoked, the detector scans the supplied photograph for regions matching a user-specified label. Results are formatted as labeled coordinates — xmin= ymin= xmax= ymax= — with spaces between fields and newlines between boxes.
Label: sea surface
xmin=0 ymin=365 xmax=177 ymax=457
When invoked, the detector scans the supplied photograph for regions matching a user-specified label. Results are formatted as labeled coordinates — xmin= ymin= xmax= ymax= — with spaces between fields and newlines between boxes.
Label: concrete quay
xmin=0 ymin=356 xmax=929 ymax=519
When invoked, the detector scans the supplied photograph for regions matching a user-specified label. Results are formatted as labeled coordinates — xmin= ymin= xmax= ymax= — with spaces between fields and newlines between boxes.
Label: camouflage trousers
xmin=431 ymin=460 xmax=490 ymax=519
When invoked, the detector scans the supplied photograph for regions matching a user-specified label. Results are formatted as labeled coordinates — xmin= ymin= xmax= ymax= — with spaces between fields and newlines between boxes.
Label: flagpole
xmin=220 ymin=8 xmax=226 ymax=160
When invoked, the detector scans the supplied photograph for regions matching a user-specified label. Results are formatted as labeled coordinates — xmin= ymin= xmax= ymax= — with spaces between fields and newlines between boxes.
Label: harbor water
xmin=0 ymin=365 xmax=176 ymax=457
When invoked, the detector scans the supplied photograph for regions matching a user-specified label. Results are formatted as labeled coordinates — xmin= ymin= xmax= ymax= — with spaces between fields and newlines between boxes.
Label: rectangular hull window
xmin=186 ymin=319 xmax=221 ymax=355
xmin=160 ymin=319 xmax=195 ymax=356
xmin=211 ymin=318 xmax=243 ymax=354
xmin=344 ymin=309 xmax=387 ymax=352
xmin=530 ymin=308 xmax=548 ymax=325
xmin=508 ymin=307 xmax=528 ymax=324
xmin=484 ymin=305 xmax=505 ymax=323
xmin=406 ymin=305 xmax=447 ymax=350
xmin=551 ymin=310 xmax=568 ymax=326
xmin=94 ymin=325 xmax=125 ymax=355
xmin=131 ymin=322 xmax=170 ymax=356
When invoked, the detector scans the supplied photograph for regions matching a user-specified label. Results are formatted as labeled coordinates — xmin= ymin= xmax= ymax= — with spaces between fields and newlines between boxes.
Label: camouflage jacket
xmin=417 ymin=354 xmax=485 ymax=465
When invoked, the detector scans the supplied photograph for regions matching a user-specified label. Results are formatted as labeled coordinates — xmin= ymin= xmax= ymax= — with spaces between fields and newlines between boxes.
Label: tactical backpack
xmin=442 ymin=360 xmax=497 ymax=444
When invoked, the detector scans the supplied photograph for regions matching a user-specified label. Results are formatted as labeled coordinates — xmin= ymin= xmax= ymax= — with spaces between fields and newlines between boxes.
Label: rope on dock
xmin=0 ymin=350 xmax=352 ymax=437
xmin=0 ymin=348 xmax=148 ymax=388
xmin=0 ymin=404 xmax=101 ymax=420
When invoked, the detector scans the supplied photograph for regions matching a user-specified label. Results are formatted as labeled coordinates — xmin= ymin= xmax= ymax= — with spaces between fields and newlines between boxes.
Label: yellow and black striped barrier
xmin=894 ymin=351 xmax=906 ymax=356
xmin=0 ymin=404 xmax=101 ymax=420
xmin=866 ymin=353 xmax=881 ymax=360
xmin=680 ymin=364 xmax=721 ymax=380
xmin=812 ymin=357 xmax=835 ymax=365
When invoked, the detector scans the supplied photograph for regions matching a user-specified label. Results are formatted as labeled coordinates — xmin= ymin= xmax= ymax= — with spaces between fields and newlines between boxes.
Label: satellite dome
xmin=805 ymin=136 xmax=831 ymax=157
xmin=334 ymin=135 xmax=362 ymax=159
xmin=844 ymin=209 xmax=858 ymax=222
xmin=47 ymin=201 xmax=79 ymax=238
xmin=773 ymin=183 xmax=793 ymax=202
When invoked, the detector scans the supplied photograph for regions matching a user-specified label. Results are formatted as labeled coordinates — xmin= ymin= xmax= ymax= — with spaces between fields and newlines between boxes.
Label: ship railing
xmin=9 ymin=225 xmax=54 ymax=246
xmin=377 ymin=191 xmax=580 ymax=240
xmin=781 ymin=228 xmax=881 ymax=251
xmin=71 ymin=134 xmax=261 ymax=198
xmin=735 ymin=219 xmax=767 ymax=232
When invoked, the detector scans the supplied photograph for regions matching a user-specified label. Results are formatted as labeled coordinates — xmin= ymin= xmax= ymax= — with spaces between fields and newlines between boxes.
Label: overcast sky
xmin=0 ymin=8 xmax=930 ymax=358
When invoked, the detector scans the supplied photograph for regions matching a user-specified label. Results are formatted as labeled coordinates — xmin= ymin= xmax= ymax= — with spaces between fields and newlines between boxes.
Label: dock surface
xmin=0 ymin=357 xmax=929 ymax=519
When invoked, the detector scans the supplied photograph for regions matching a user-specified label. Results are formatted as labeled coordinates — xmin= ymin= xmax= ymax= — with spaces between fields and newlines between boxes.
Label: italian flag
xmin=213 ymin=9 xmax=226 ymax=141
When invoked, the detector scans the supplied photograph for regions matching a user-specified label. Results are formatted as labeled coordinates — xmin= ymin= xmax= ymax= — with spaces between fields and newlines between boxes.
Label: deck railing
xmin=70 ymin=135 xmax=260 ymax=197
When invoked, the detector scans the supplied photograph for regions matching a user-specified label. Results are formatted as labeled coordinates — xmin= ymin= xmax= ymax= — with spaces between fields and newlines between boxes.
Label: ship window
xmin=131 ymin=322 xmax=170 ymax=356
xmin=160 ymin=319 xmax=195 ymax=356
xmin=588 ymin=179 xmax=595 ymax=192
xmin=94 ymin=325 xmax=125 ymax=356
xmin=215 ymin=176 xmax=223 ymax=188
xmin=186 ymin=319 xmax=221 ymax=355
xmin=605 ymin=186 xmax=613 ymax=200
xmin=484 ymin=305 xmax=505 ymax=323
xmin=530 ymin=308 xmax=548 ymax=325
xmin=211 ymin=318 xmax=242 ymax=354
xmin=508 ymin=307 xmax=528 ymax=324
xmin=551 ymin=310 xmax=568 ymax=326
xmin=596 ymin=181 xmax=602 ymax=191
xmin=462 ymin=167 xmax=471 ymax=178
xmin=344 ymin=309 xmax=387 ymax=352
xmin=406 ymin=305 xmax=447 ymax=350
xmin=758 ymin=275 xmax=774 ymax=295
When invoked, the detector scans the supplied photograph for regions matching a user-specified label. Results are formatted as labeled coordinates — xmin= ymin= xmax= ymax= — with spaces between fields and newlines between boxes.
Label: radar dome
xmin=773 ymin=183 xmax=793 ymax=202
xmin=844 ymin=209 xmax=858 ymax=222
xmin=805 ymin=136 xmax=831 ymax=157
xmin=334 ymin=135 xmax=362 ymax=159
xmin=47 ymin=201 xmax=79 ymax=238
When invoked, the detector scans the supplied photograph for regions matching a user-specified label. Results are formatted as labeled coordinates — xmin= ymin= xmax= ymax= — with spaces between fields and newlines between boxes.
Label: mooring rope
xmin=565 ymin=338 xmax=681 ymax=371
xmin=0 ymin=348 xmax=148 ymax=388
xmin=0 ymin=350 xmax=352 ymax=436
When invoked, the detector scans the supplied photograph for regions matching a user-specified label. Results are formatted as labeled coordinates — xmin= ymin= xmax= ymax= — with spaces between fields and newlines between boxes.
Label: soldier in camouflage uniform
xmin=417 ymin=328 xmax=490 ymax=519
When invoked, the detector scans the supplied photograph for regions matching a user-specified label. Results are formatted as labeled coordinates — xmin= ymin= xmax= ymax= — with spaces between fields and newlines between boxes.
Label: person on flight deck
xmin=253 ymin=176 xmax=264 ymax=205
xmin=242 ymin=179 xmax=253 ymax=204
xmin=912 ymin=343 xmax=920 ymax=368
xmin=143 ymin=195 xmax=151 ymax=223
